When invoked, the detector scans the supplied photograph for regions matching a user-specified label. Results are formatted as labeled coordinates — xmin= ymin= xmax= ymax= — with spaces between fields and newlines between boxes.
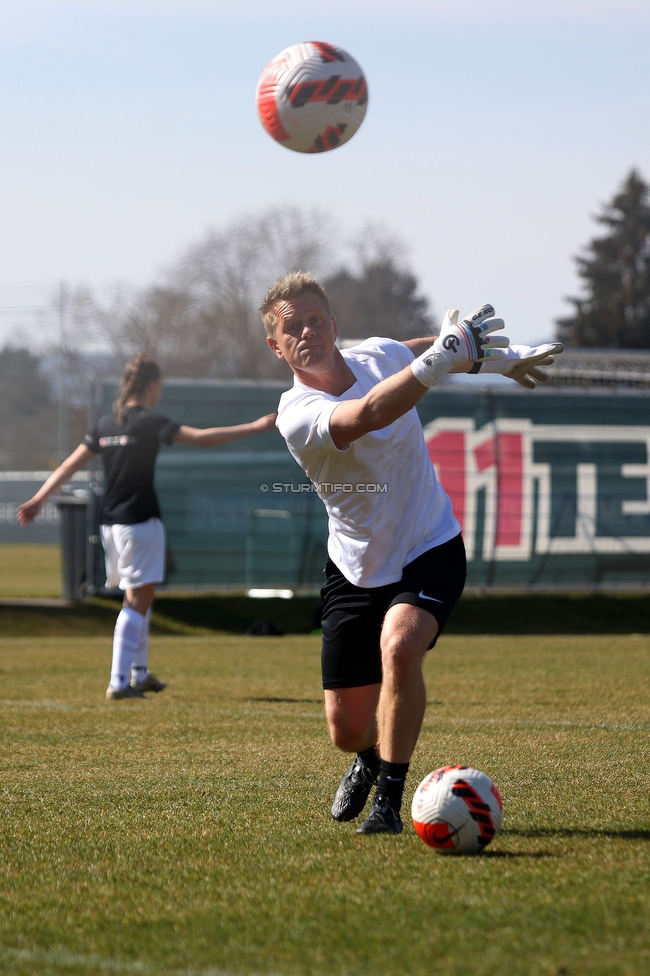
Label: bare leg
xmin=326 ymin=684 xmax=381 ymax=821
xmin=352 ymin=604 xmax=438 ymax=832
xmin=324 ymin=684 xmax=381 ymax=753
xmin=325 ymin=605 xmax=438 ymax=827
xmin=377 ymin=603 xmax=438 ymax=763
xmin=124 ymin=583 xmax=155 ymax=616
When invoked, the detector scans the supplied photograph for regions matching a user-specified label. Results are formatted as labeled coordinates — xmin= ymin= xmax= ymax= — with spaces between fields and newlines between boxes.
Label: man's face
xmin=267 ymin=292 xmax=337 ymax=372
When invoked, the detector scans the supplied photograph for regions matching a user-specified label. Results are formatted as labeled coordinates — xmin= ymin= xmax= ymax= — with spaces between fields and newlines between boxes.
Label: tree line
xmin=0 ymin=214 xmax=433 ymax=469
xmin=61 ymin=167 xmax=650 ymax=361
xmin=1 ymin=169 xmax=648 ymax=470
xmin=68 ymin=209 xmax=434 ymax=381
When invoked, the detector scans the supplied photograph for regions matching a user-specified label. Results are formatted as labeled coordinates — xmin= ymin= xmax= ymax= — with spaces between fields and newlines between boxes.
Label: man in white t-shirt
xmin=260 ymin=272 xmax=561 ymax=834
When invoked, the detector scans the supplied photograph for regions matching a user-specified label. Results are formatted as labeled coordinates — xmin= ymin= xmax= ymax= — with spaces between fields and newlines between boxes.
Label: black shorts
xmin=320 ymin=533 xmax=466 ymax=690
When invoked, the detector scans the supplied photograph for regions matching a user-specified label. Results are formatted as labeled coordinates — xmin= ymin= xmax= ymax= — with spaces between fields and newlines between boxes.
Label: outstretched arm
xmin=402 ymin=337 xmax=437 ymax=356
xmin=331 ymin=306 xmax=508 ymax=449
xmin=173 ymin=412 xmax=277 ymax=447
xmin=330 ymin=365 xmax=432 ymax=449
xmin=17 ymin=443 xmax=96 ymax=525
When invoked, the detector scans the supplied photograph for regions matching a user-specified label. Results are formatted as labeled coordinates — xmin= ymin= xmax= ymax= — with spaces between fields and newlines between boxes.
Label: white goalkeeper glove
xmin=474 ymin=342 xmax=563 ymax=389
xmin=411 ymin=303 xmax=509 ymax=388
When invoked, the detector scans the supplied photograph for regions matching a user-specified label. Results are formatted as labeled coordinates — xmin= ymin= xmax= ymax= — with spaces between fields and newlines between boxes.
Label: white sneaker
xmin=105 ymin=685 xmax=146 ymax=700
xmin=131 ymin=671 xmax=167 ymax=694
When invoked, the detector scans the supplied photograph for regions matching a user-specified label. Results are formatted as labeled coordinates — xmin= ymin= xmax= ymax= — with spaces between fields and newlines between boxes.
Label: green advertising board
xmin=97 ymin=379 xmax=328 ymax=590
xmin=98 ymin=378 xmax=650 ymax=590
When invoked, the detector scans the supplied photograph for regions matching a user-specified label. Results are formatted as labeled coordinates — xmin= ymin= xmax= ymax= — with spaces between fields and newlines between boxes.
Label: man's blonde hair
xmin=259 ymin=271 xmax=332 ymax=336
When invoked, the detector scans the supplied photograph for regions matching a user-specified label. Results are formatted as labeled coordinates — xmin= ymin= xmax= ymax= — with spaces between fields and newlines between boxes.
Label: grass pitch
xmin=0 ymin=633 xmax=648 ymax=976
xmin=0 ymin=545 xmax=60 ymax=598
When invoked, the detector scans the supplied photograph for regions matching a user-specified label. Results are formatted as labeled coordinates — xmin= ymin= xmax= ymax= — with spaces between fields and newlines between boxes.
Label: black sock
xmin=376 ymin=760 xmax=410 ymax=808
xmin=358 ymin=745 xmax=380 ymax=774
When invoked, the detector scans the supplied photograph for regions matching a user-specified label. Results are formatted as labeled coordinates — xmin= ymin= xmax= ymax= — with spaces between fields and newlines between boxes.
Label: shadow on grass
xmin=3 ymin=592 xmax=650 ymax=635
xmin=481 ymin=850 xmax=555 ymax=858
xmin=503 ymin=828 xmax=650 ymax=841
xmin=245 ymin=696 xmax=323 ymax=704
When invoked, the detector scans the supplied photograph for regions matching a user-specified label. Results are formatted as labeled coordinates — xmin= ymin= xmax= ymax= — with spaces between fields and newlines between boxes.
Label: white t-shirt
xmin=276 ymin=337 xmax=460 ymax=588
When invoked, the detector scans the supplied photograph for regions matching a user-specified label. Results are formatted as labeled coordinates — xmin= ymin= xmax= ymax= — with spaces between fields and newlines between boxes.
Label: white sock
xmin=130 ymin=608 xmax=151 ymax=685
xmin=109 ymin=608 xmax=145 ymax=690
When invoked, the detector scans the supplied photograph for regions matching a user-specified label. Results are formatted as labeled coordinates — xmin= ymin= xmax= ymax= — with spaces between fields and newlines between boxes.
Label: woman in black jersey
xmin=18 ymin=353 xmax=277 ymax=700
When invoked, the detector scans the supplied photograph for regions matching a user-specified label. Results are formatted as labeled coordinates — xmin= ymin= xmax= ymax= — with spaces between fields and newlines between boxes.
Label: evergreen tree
xmin=557 ymin=169 xmax=650 ymax=347
xmin=324 ymin=257 xmax=434 ymax=342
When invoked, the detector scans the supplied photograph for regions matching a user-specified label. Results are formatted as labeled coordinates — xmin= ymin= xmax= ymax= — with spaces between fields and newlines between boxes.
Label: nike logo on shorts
xmin=418 ymin=591 xmax=444 ymax=603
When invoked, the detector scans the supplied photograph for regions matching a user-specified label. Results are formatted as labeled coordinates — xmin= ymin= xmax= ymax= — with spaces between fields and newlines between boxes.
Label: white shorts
xmin=101 ymin=518 xmax=166 ymax=591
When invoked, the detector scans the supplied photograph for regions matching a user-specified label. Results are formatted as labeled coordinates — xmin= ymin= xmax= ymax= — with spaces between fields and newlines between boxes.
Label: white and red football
xmin=411 ymin=765 xmax=503 ymax=855
xmin=255 ymin=41 xmax=368 ymax=154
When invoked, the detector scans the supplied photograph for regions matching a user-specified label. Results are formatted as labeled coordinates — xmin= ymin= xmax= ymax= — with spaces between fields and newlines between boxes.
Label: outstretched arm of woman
xmin=17 ymin=444 xmax=96 ymax=525
xmin=172 ymin=412 xmax=277 ymax=447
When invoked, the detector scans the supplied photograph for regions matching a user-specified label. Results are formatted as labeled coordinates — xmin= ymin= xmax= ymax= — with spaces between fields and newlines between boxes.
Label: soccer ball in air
xmin=411 ymin=765 xmax=503 ymax=855
xmin=256 ymin=41 xmax=368 ymax=154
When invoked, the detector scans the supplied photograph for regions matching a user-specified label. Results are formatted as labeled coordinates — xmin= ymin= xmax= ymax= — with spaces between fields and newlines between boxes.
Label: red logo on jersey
xmin=99 ymin=435 xmax=135 ymax=447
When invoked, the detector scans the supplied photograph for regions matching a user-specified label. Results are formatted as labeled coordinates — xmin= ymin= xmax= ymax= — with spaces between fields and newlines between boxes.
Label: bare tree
xmin=74 ymin=207 xmax=335 ymax=379
xmin=66 ymin=208 xmax=435 ymax=378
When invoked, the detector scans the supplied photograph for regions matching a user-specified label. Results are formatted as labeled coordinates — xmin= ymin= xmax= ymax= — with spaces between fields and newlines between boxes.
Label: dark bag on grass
xmin=246 ymin=619 xmax=285 ymax=636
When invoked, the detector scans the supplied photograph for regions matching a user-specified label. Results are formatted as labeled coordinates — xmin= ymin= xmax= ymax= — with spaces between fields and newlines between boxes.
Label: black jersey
xmin=84 ymin=406 xmax=180 ymax=525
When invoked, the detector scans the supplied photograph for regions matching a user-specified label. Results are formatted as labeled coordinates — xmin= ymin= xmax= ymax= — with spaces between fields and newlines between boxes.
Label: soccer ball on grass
xmin=256 ymin=41 xmax=368 ymax=154
xmin=411 ymin=765 xmax=503 ymax=854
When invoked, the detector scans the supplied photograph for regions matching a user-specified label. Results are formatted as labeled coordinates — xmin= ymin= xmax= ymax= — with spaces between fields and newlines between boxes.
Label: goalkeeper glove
xmin=474 ymin=342 xmax=563 ymax=389
xmin=411 ymin=303 xmax=508 ymax=389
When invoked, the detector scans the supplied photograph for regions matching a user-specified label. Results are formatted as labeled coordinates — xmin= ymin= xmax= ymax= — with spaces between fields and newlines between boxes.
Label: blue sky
xmin=0 ymin=0 xmax=648 ymax=346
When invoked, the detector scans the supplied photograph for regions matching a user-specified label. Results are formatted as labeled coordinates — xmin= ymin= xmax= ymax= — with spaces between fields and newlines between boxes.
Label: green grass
xmin=2 ymin=539 xmax=650 ymax=639
xmin=0 ymin=545 xmax=60 ymax=598
xmin=0 ymin=634 xmax=648 ymax=976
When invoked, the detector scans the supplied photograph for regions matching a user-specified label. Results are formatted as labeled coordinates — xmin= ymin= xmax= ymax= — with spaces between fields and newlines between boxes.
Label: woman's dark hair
xmin=114 ymin=353 xmax=161 ymax=424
